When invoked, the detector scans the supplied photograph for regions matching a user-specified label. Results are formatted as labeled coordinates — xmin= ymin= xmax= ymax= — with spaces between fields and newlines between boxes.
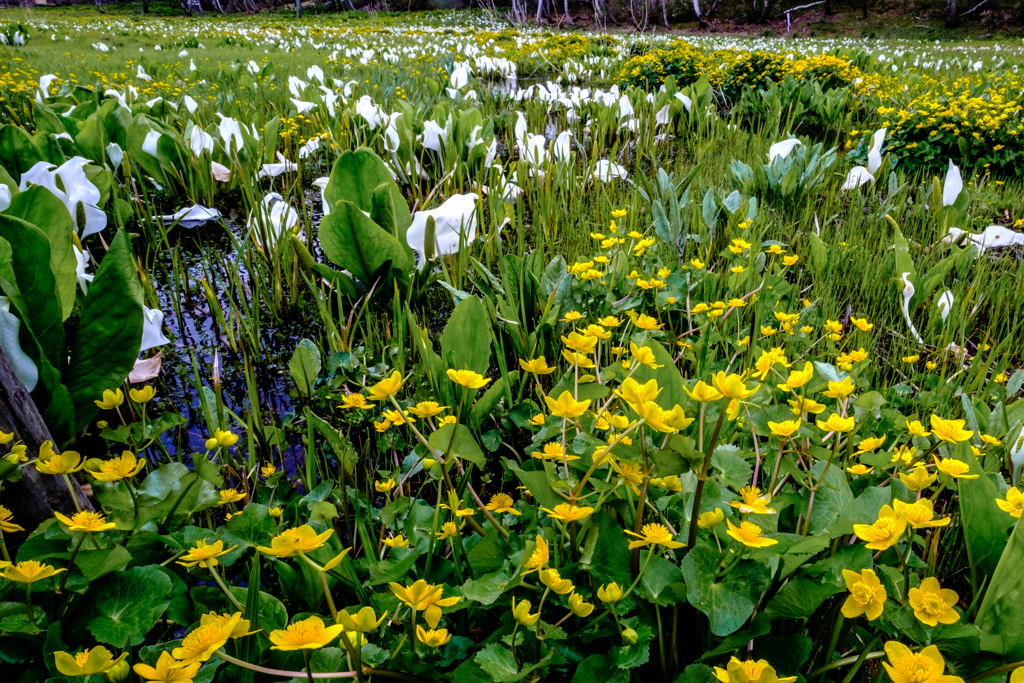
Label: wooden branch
xmin=0 ymin=344 xmax=91 ymax=555
xmin=960 ymin=0 xmax=989 ymax=15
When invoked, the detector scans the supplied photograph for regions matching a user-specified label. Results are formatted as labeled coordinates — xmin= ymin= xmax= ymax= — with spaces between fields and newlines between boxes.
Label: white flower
xmin=0 ymin=185 xmax=10 ymax=212
xmin=136 ymin=64 xmax=152 ymax=81
xmin=655 ymin=105 xmax=671 ymax=126
xmin=19 ymin=157 xmax=107 ymax=238
xmin=211 ymin=162 xmax=232 ymax=182
xmin=298 ymin=137 xmax=320 ymax=159
xmin=842 ymin=166 xmax=874 ymax=190
xmin=514 ymin=111 xmax=528 ymax=147
xmin=183 ymin=95 xmax=198 ymax=113
xmin=768 ymin=138 xmax=801 ymax=163
xmin=449 ymin=65 xmax=469 ymax=90
xmin=406 ymin=193 xmax=479 ymax=269
xmin=142 ymin=130 xmax=161 ymax=157
xmin=36 ymin=73 xmax=57 ymax=103
xmin=942 ymin=159 xmax=963 ymax=206
xmin=73 ymin=244 xmax=94 ymax=294
xmin=944 ymin=225 xmax=1024 ymax=253
xmin=217 ymin=115 xmax=245 ymax=154
xmin=900 ymin=272 xmax=923 ymax=344
xmin=140 ymin=306 xmax=171 ymax=352
xmin=936 ymin=290 xmax=953 ymax=322
xmin=312 ymin=177 xmax=330 ymax=215
xmin=159 ymin=205 xmax=220 ymax=226
xmin=421 ymin=120 xmax=447 ymax=154
xmin=291 ymin=98 xmax=315 ymax=115
xmin=523 ymin=133 xmax=547 ymax=166
xmin=257 ymin=152 xmax=298 ymax=179
xmin=356 ymin=95 xmax=385 ymax=129
xmin=867 ymin=127 xmax=886 ymax=174
xmin=593 ymin=160 xmax=627 ymax=182
xmin=675 ymin=92 xmax=692 ymax=112
xmin=187 ymin=125 xmax=214 ymax=158
xmin=553 ymin=131 xmax=572 ymax=162
xmin=307 ymin=65 xmax=325 ymax=83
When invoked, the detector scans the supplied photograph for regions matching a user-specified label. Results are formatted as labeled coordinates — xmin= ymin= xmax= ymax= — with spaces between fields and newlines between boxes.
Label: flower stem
xmin=207 ymin=564 xmax=245 ymax=611
xmin=62 ymin=474 xmax=82 ymax=513
xmin=25 ymin=584 xmax=37 ymax=629
xmin=304 ymin=649 xmax=315 ymax=683
xmin=686 ymin=406 xmax=728 ymax=550
xmin=215 ymin=650 xmax=356 ymax=678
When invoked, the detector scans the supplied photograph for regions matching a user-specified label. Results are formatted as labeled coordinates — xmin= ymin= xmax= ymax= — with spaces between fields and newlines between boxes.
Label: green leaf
xmin=63 ymin=229 xmax=143 ymax=434
xmin=0 ymin=125 xmax=45 ymax=180
xmin=976 ymin=514 xmax=1024 ymax=659
xmin=630 ymin=340 xmax=687 ymax=410
xmin=0 ymin=214 xmax=64 ymax=371
xmin=959 ymin=446 xmax=1013 ymax=581
xmin=581 ymin=511 xmax=632 ymax=588
xmin=463 ymin=566 xmax=516 ymax=606
xmin=753 ymin=634 xmax=813 ymax=675
xmin=470 ymin=372 xmax=516 ymax=431
xmin=429 ymin=423 xmax=485 ymax=468
xmin=639 ymin=551 xmax=683 ymax=605
xmin=87 ymin=565 xmax=172 ymax=646
xmin=324 ymin=147 xmax=412 ymax=252
xmin=475 ymin=643 xmax=518 ymax=681
xmin=806 ymin=459 xmax=854 ymax=536
xmin=674 ymin=664 xmax=719 ymax=683
xmin=288 ymin=339 xmax=321 ymax=397
xmin=765 ymin=576 xmax=839 ymax=619
xmin=74 ymin=545 xmax=132 ymax=582
xmin=2 ymin=186 xmax=77 ymax=320
xmin=573 ymin=655 xmax=630 ymax=683
xmin=681 ymin=546 xmax=770 ymax=636
xmin=508 ymin=460 xmax=559 ymax=510
xmin=220 ymin=503 xmax=277 ymax=561
xmin=318 ymin=200 xmax=410 ymax=287
xmin=441 ymin=295 xmax=492 ymax=376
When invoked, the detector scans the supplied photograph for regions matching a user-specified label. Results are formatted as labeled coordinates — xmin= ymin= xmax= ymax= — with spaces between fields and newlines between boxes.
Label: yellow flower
xmin=375 ymin=478 xmax=397 ymax=492
xmin=511 ymin=597 xmax=541 ymax=626
xmin=726 ymin=520 xmax=777 ymax=548
xmin=439 ymin=491 xmax=475 ymax=517
xmin=633 ymin=314 xmax=663 ymax=331
xmin=690 ymin=257 xmax=705 ymax=269
xmin=447 ymin=368 xmax=491 ymax=389
xmin=817 ymin=413 xmax=855 ymax=433
xmin=789 ymin=397 xmax=826 ymax=415
xmin=626 ymin=523 xmax=685 ymax=550
xmin=778 ymin=362 xmax=814 ymax=391
xmin=435 ymin=522 xmax=461 ymax=540
xmin=698 ymin=508 xmax=725 ymax=529
xmin=270 ymin=615 xmax=345 ymax=651
xmin=485 ymin=492 xmax=521 ymax=516
xmin=539 ymin=567 xmax=575 ymax=594
xmin=980 ymin=434 xmax=1000 ymax=445
xmin=730 ymin=486 xmax=776 ymax=515
xmin=522 ymin=536 xmax=549 ymax=574
xmin=54 ymin=511 xmax=117 ymax=533
xmin=340 ymin=393 xmax=373 ymax=410
xmin=903 ymin=355 xmax=920 ymax=364
xmin=899 ymin=465 xmax=937 ymax=492
xmin=560 ymin=310 xmax=584 ymax=323
xmin=134 ymin=651 xmax=200 ymax=683
xmin=909 ymin=577 xmax=960 ymax=626
xmin=568 ymin=592 xmax=595 ymax=617
xmin=783 ymin=254 xmax=800 ymax=266
xmin=178 ymin=539 xmax=236 ymax=568
xmin=611 ymin=209 xmax=628 ymax=218
xmin=129 ymin=386 xmax=157 ymax=403
xmin=930 ymin=415 xmax=974 ymax=443
xmin=389 ymin=579 xmax=461 ymax=628
xmin=847 ymin=464 xmax=873 ymax=475
xmin=408 ymin=401 xmax=447 ymax=418
xmin=269 ymin=507 xmax=283 ymax=518
xmin=850 ymin=317 xmax=873 ymax=332
xmin=823 ymin=377 xmax=856 ymax=399
xmin=894 ymin=499 xmax=950 ymax=529
xmin=54 ymin=647 xmax=128 ymax=676
xmin=519 ymin=356 xmax=557 ymax=375
xmin=562 ymin=331 xmax=598 ymax=354
xmin=528 ymin=413 xmax=546 ymax=426
xmin=562 ymin=349 xmax=596 ymax=368
xmin=172 ymin=612 xmax=242 ymax=664
xmin=416 ymin=625 xmax=452 ymax=648
xmin=94 ymin=388 xmax=124 ymax=410
xmin=683 ymin=380 xmax=724 ymax=403
xmin=630 ymin=343 xmax=662 ymax=369
xmin=713 ymin=657 xmax=797 ymax=683
xmin=367 ymin=370 xmax=403 ymax=401
xmin=542 ymin=503 xmax=594 ymax=523
xmin=597 ymin=582 xmax=624 ymax=603
xmin=841 ymin=569 xmax=886 ymax=620
xmin=753 ymin=348 xmax=790 ymax=380
xmin=216 ymin=488 xmax=245 ymax=506
xmin=0 ymin=505 xmax=24 ymax=533
xmin=616 ymin=377 xmax=661 ymax=407
xmin=622 ymin=627 xmax=639 ymax=644
xmin=768 ymin=419 xmax=800 ymax=438
xmin=34 ymin=442 xmax=85 ymax=475
xmin=205 ymin=429 xmax=238 ymax=449
xmin=933 ymin=457 xmax=978 ymax=480
xmin=257 ymin=525 xmax=333 ymax=557
xmin=712 ymin=372 xmax=759 ymax=400
xmin=883 ymin=642 xmax=963 ymax=683
xmin=853 ymin=505 xmax=907 ymax=550
xmin=382 ymin=535 xmax=409 ymax=549
xmin=996 ymin=487 xmax=1024 ymax=518
xmin=906 ymin=419 xmax=931 ymax=437
xmin=854 ymin=436 xmax=886 ymax=454
xmin=661 ymin=405 xmax=695 ymax=431
xmin=544 ymin=390 xmax=591 ymax=419
xmin=3 ymin=560 xmax=65 ymax=584
xmin=598 ymin=316 xmax=622 ymax=327
xmin=338 ymin=606 xmax=387 ymax=632
xmin=86 ymin=451 xmax=145 ymax=481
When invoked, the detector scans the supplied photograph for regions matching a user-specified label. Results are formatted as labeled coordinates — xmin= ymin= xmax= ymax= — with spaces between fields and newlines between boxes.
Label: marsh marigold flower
xmin=568 ymin=592 xmax=595 ymax=617
xmin=519 ymin=356 xmax=556 ymax=375
xmin=598 ymin=582 xmax=624 ymax=603
xmin=730 ymin=486 xmax=776 ymax=515
xmin=511 ymin=597 xmax=540 ymax=626
xmin=909 ymin=577 xmax=960 ymax=626
xmin=367 ymin=371 xmax=403 ymax=400
xmin=416 ymin=625 xmax=452 ymax=647
xmin=522 ymin=536 xmax=549 ymax=573
xmin=841 ymin=569 xmax=886 ymax=620
xmin=712 ymin=372 xmax=759 ymax=400
xmin=172 ymin=612 xmax=242 ymax=664
xmin=35 ymin=442 xmax=85 ymax=475
xmin=626 ymin=523 xmax=685 ymax=550
xmin=85 ymin=451 xmax=145 ymax=481
xmin=996 ymin=487 xmax=1024 ymax=518
xmin=882 ymin=642 xmax=963 ymax=683
xmin=726 ymin=520 xmax=777 ymax=548
xmin=853 ymin=505 xmax=906 ymax=550
xmin=54 ymin=647 xmax=127 ymax=677
xmin=257 ymin=525 xmax=333 ymax=557
xmin=178 ymin=539 xmax=236 ymax=568
xmin=544 ymin=390 xmax=591 ymax=419
xmin=447 ymin=369 xmax=490 ymax=389
xmin=3 ymin=560 xmax=65 ymax=583
xmin=0 ymin=505 xmax=24 ymax=533
xmin=929 ymin=415 xmax=973 ymax=443
xmin=933 ymin=457 xmax=978 ymax=480
xmin=94 ymin=388 xmax=124 ymax=410
xmin=713 ymin=657 xmax=797 ymax=683
xmin=542 ymin=503 xmax=593 ymax=523
xmin=134 ymin=651 xmax=200 ymax=682
xmin=54 ymin=511 xmax=117 ymax=533
xmin=485 ymin=492 xmax=521 ymax=516
xmin=389 ymin=579 xmax=461 ymax=628
xmin=270 ymin=615 xmax=345 ymax=651
xmin=698 ymin=508 xmax=725 ymax=529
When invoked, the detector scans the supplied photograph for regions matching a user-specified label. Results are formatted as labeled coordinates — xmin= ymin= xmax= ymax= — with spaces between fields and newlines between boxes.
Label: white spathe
xmin=944 ymin=225 xmax=1024 ymax=253
xmin=19 ymin=157 xmax=107 ymax=238
xmin=106 ymin=142 xmax=124 ymax=168
xmin=867 ymin=127 xmax=887 ymax=174
xmin=257 ymin=152 xmax=298 ymax=179
xmin=942 ymin=160 xmax=963 ymax=206
xmin=211 ymin=162 xmax=232 ymax=182
xmin=0 ymin=185 xmax=10 ymax=212
xmin=675 ymin=92 xmax=692 ymax=112
xmin=769 ymin=138 xmax=801 ymax=163
xmin=356 ymin=95 xmax=386 ymax=129
xmin=160 ymin=205 xmax=220 ymax=226
xmin=553 ymin=131 xmax=572 ymax=162
xmin=593 ymin=160 xmax=627 ymax=182
xmin=140 ymin=306 xmax=171 ymax=353
xmin=312 ymin=177 xmax=330 ymax=215
xmin=421 ymin=120 xmax=447 ymax=154
xmin=73 ymin=244 xmax=93 ymax=295
xmin=187 ymin=125 xmax=214 ymax=158
xmin=406 ymin=193 xmax=479 ymax=270
xmin=900 ymin=272 xmax=923 ymax=344
xmin=936 ymin=289 xmax=954 ymax=322
xmin=142 ymin=130 xmax=161 ymax=157
xmin=523 ymin=133 xmax=547 ymax=166
xmin=217 ymin=115 xmax=245 ymax=154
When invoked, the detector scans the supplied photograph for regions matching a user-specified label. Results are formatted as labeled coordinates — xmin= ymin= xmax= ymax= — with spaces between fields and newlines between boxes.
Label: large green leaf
xmin=959 ymin=444 xmax=1013 ymax=583
xmin=87 ymin=565 xmax=172 ymax=646
xmin=3 ymin=186 xmax=77 ymax=320
xmin=318 ymin=200 xmax=411 ymax=287
xmin=63 ymin=230 xmax=143 ymax=433
xmin=324 ymin=147 xmax=412 ymax=252
xmin=976 ymin=518 xmax=1024 ymax=659
xmin=440 ymin=295 xmax=491 ymax=376
xmin=429 ymin=423 xmax=485 ymax=468
xmin=681 ymin=546 xmax=770 ymax=636
xmin=630 ymin=340 xmax=687 ymax=410
xmin=0 ymin=125 xmax=46 ymax=181
xmin=0 ymin=215 xmax=64 ymax=371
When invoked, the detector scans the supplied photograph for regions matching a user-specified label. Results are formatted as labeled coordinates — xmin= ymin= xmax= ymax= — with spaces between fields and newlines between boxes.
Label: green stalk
xmin=686 ymin=405 xmax=728 ymax=550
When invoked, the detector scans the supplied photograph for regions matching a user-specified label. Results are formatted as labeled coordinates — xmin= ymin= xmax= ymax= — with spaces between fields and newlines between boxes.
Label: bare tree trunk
xmin=862 ymin=0 xmax=868 ymax=19
xmin=823 ymin=0 xmax=831 ymax=14
xmin=563 ymin=0 xmax=574 ymax=23
xmin=536 ymin=0 xmax=544 ymax=22
xmin=945 ymin=0 xmax=957 ymax=26
xmin=0 ymin=345 xmax=91 ymax=556
xmin=296 ymin=0 xmax=302 ymax=16
xmin=692 ymin=0 xmax=709 ymax=27
xmin=662 ymin=0 xmax=670 ymax=27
